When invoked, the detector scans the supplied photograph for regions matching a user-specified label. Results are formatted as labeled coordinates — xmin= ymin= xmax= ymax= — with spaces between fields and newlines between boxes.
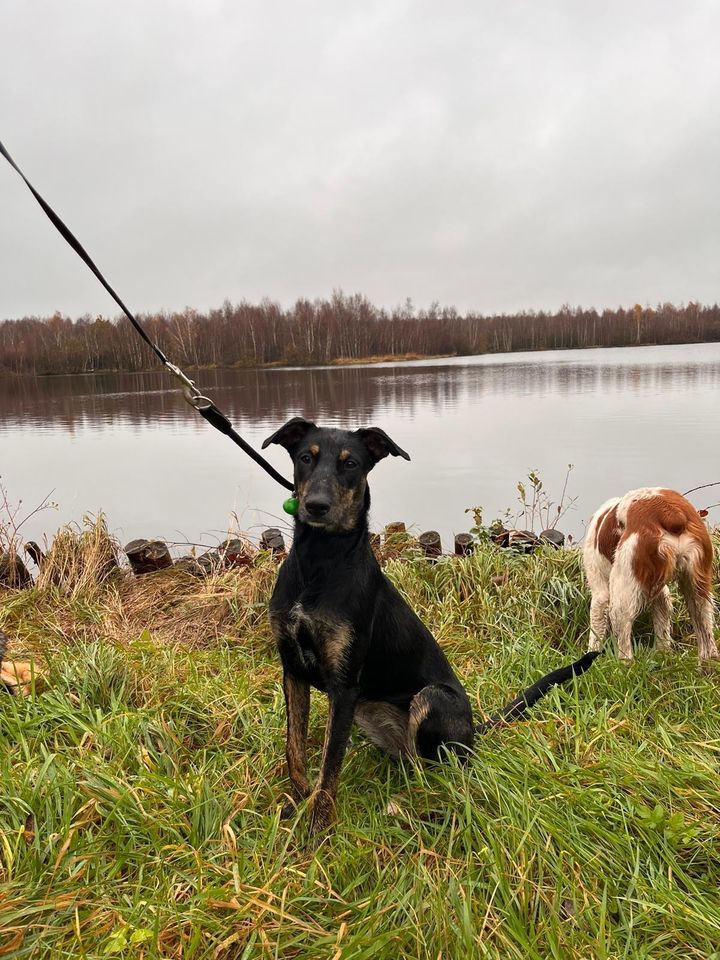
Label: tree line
xmin=2 ymin=293 xmax=720 ymax=376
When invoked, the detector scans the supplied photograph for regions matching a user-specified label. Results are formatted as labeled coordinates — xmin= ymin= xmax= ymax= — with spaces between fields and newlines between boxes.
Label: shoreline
xmin=2 ymin=337 xmax=717 ymax=378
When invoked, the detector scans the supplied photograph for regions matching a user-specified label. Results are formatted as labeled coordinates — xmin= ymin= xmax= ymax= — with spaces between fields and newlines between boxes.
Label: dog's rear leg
xmin=609 ymin=564 xmax=643 ymax=662
xmin=678 ymin=568 xmax=718 ymax=663
xmin=281 ymin=672 xmax=311 ymax=816
xmin=309 ymin=689 xmax=359 ymax=833
xmin=408 ymin=685 xmax=474 ymax=761
xmin=354 ymin=701 xmax=409 ymax=758
xmin=588 ymin=590 xmax=609 ymax=652
xmin=651 ymin=586 xmax=673 ymax=652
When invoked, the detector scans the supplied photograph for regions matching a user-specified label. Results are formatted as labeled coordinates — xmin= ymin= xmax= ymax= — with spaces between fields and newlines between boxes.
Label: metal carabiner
xmin=164 ymin=362 xmax=213 ymax=410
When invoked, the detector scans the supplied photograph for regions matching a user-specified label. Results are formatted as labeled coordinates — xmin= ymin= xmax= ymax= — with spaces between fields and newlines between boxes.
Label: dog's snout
xmin=305 ymin=497 xmax=331 ymax=518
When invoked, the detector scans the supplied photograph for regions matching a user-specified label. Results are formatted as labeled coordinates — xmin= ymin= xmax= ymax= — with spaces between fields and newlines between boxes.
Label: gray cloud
xmin=2 ymin=0 xmax=719 ymax=320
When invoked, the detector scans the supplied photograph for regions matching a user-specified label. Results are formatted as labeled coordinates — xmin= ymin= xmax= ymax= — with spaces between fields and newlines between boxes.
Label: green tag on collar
xmin=282 ymin=497 xmax=299 ymax=516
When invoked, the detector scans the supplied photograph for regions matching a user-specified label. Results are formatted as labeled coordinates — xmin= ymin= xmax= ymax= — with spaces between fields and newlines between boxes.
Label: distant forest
xmin=2 ymin=294 xmax=720 ymax=375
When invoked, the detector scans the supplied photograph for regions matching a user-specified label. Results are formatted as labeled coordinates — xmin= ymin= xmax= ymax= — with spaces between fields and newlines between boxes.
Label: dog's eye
xmin=343 ymin=459 xmax=358 ymax=470
xmin=299 ymin=453 xmax=312 ymax=465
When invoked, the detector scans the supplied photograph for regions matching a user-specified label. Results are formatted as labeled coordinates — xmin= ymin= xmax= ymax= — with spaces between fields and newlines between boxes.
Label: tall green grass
xmin=1 ymin=538 xmax=719 ymax=958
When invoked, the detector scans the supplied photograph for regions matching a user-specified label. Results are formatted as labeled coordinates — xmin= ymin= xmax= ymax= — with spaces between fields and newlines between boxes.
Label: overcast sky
xmin=2 ymin=0 xmax=719 ymax=321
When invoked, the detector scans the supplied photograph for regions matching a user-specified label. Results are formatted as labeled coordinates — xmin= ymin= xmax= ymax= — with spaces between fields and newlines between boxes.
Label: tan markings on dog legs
xmin=269 ymin=610 xmax=286 ymax=639
xmin=283 ymin=673 xmax=310 ymax=797
xmin=308 ymin=788 xmax=336 ymax=834
xmin=309 ymin=700 xmax=345 ymax=831
xmin=651 ymin=586 xmax=673 ymax=652
xmin=354 ymin=701 xmax=410 ymax=758
xmin=323 ymin=622 xmax=353 ymax=674
xmin=317 ymin=702 xmax=336 ymax=788
xmin=407 ymin=687 xmax=434 ymax=755
xmin=309 ymin=712 xmax=338 ymax=831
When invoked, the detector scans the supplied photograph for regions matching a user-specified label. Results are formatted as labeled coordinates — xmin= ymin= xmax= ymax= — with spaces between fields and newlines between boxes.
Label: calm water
xmin=3 ymin=342 xmax=720 ymax=553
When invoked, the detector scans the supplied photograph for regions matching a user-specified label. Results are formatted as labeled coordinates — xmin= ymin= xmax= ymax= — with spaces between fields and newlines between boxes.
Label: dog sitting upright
xmin=264 ymin=418 xmax=598 ymax=832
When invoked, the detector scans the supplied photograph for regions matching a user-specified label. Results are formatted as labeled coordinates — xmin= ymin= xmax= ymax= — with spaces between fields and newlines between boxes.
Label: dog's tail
xmin=476 ymin=650 xmax=601 ymax=733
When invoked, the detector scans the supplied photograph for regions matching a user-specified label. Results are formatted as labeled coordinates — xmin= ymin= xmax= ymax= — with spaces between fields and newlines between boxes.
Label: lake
xmin=2 ymin=341 xmax=720 ymax=554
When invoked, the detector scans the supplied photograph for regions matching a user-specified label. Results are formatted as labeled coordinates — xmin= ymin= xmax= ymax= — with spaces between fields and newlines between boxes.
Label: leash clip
xmin=165 ymin=362 xmax=213 ymax=410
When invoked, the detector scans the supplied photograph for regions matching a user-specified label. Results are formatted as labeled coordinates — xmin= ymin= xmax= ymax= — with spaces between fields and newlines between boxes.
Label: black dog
xmin=263 ymin=418 xmax=599 ymax=832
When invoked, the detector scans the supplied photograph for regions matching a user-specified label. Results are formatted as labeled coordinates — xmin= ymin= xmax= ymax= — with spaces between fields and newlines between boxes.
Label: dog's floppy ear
xmin=355 ymin=427 xmax=411 ymax=463
xmin=262 ymin=417 xmax=316 ymax=453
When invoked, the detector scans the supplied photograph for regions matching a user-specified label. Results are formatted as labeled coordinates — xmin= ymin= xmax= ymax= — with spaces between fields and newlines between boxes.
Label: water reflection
xmin=4 ymin=346 xmax=720 ymax=431
xmin=2 ymin=342 xmax=720 ymax=547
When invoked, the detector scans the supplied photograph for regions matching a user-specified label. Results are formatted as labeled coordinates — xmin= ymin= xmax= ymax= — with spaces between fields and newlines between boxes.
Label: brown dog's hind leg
xmin=608 ymin=559 xmax=644 ymax=663
xmin=651 ymin=586 xmax=673 ymax=652
xmin=678 ymin=568 xmax=719 ymax=663
xmin=588 ymin=590 xmax=610 ymax=652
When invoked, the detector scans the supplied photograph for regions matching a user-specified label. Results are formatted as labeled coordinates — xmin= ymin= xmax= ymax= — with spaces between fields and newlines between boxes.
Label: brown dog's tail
xmin=476 ymin=650 xmax=601 ymax=733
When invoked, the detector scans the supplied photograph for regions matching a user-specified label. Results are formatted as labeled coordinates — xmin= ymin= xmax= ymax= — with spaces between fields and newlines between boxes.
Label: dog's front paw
xmin=307 ymin=790 xmax=336 ymax=835
xmin=278 ymin=784 xmax=310 ymax=820
xmin=280 ymin=795 xmax=307 ymax=820
xmin=279 ymin=796 xmax=298 ymax=820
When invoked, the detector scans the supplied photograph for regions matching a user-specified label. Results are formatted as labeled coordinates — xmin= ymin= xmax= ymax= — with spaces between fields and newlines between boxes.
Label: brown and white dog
xmin=583 ymin=488 xmax=718 ymax=663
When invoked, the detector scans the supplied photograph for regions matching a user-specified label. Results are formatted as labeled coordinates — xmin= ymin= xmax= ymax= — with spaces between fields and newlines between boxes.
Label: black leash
xmin=0 ymin=138 xmax=294 ymax=493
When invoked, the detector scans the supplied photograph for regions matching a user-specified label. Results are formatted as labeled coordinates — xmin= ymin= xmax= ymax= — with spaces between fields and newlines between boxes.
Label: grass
xmin=1 ymin=522 xmax=720 ymax=958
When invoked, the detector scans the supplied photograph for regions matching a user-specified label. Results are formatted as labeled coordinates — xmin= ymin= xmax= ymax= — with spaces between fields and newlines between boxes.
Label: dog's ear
xmin=262 ymin=417 xmax=316 ymax=453
xmin=355 ymin=427 xmax=411 ymax=464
